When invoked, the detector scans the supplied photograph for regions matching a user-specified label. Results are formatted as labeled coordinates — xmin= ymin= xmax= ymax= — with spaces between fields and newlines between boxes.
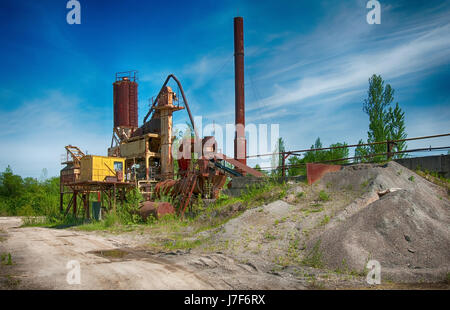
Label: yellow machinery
xmin=60 ymin=149 xmax=132 ymax=218
xmin=79 ymin=155 xmax=125 ymax=182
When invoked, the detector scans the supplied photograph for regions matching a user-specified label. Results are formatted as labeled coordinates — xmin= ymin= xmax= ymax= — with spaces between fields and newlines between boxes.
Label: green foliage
xmin=287 ymin=137 xmax=349 ymax=177
xmin=286 ymin=155 xmax=304 ymax=176
xmin=240 ymin=179 xmax=287 ymax=207
xmin=320 ymin=215 xmax=330 ymax=226
xmin=117 ymin=188 xmax=145 ymax=225
xmin=304 ymin=138 xmax=349 ymax=164
xmin=1 ymin=253 xmax=12 ymax=265
xmin=318 ymin=190 xmax=330 ymax=201
xmin=356 ymin=74 xmax=407 ymax=162
xmin=0 ymin=166 xmax=60 ymax=216
xmin=296 ymin=191 xmax=305 ymax=198
xmin=302 ymin=240 xmax=324 ymax=268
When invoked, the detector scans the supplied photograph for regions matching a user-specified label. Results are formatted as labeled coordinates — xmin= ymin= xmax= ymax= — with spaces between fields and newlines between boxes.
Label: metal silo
xmin=113 ymin=71 xmax=138 ymax=128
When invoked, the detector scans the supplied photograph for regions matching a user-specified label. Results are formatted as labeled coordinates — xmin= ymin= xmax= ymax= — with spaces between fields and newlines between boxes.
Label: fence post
xmin=387 ymin=140 xmax=392 ymax=160
xmin=281 ymin=152 xmax=286 ymax=180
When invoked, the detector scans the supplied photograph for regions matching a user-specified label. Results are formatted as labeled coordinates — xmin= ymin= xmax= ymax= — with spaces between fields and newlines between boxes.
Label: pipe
xmin=143 ymin=74 xmax=198 ymax=139
xmin=234 ymin=17 xmax=246 ymax=165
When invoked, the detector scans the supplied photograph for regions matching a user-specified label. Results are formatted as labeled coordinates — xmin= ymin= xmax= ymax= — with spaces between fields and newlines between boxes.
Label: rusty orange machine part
xmin=306 ymin=163 xmax=341 ymax=185
xmin=139 ymin=201 xmax=175 ymax=220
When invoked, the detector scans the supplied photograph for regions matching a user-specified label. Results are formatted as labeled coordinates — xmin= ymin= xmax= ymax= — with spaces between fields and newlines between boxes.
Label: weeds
xmin=318 ymin=190 xmax=330 ymax=202
xmin=320 ymin=215 xmax=330 ymax=226
xmin=302 ymin=240 xmax=323 ymax=268
xmin=415 ymin=169 xmax=450 ymax=192
xmin=264 ymin=231 xmax=277 ymax=241
xmin=296 ymin=192 xmax=305 ymax=198
xmin=0 ymin=253 xmax=12 ymax=265
xmin=160 ymin=238 xmax=205 ymax=251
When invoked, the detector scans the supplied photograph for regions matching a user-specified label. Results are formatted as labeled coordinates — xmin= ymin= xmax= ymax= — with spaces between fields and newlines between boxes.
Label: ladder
xmin=65 ymin=145 xmax=86 ymax=164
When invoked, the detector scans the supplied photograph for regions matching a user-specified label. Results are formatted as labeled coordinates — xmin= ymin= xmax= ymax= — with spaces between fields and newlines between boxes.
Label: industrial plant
xmin=59 ymin=17 xmax=263 ymax=220
xmin=1 ymin=2 xmax=449 ymax=293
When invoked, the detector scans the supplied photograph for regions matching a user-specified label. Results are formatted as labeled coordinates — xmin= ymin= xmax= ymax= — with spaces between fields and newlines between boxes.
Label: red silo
xmin=113 ymin=73 xmax=138 ymax=128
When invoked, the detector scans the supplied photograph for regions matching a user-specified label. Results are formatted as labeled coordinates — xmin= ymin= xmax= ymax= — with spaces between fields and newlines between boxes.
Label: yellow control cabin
xmin=79 ymin=155 xmax=125 ymax=182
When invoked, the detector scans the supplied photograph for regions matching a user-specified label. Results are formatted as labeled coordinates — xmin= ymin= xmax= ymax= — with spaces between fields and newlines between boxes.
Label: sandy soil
xmin=0 ymin=217 xmax=305 ymax=290
xmin=1 ymin=162 xmax=448 ymax=290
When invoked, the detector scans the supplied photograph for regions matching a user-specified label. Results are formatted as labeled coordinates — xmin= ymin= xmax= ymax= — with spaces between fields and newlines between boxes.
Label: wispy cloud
xmin=187 ymin=2 xmax=450 ymax=159
xmin=0 ymin=91 xmax=110 ymax=177
xmin=249 ymin=16 xmax=450 ymax=116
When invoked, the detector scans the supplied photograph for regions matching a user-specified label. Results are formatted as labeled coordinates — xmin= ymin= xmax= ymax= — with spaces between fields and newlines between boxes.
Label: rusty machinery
xmin=60 ymin=17 xmax=264 ymax=219
xmin=108 ymin=73 xmax=259 ymax=217
xmin=60 ymin=145 xmax=134 ymax=217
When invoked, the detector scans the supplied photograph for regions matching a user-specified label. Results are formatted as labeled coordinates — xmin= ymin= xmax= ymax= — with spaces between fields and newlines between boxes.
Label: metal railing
xmin=247 ymin=133 xmax=450 ymax=178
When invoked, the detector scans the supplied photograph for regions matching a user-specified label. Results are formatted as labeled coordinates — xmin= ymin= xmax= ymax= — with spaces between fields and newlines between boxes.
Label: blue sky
xmin=0 ymin=0 xmax=449 ymax=177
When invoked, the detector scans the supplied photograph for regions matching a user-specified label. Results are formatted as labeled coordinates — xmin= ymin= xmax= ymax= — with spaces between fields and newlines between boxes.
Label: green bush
xmin=0 ymin=166 xmax=61 ymax=216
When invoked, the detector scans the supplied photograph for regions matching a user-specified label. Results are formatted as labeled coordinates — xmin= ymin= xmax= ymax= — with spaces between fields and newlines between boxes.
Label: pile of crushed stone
xmin=309 ymin=161 xmax=450 ymax=282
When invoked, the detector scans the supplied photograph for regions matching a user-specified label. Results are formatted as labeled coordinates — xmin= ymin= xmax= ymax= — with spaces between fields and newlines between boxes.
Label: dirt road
xmin=0 ymin=217 xmax=305 ymax=290
xmin=0 ymin=217 xmax=217 ymax=289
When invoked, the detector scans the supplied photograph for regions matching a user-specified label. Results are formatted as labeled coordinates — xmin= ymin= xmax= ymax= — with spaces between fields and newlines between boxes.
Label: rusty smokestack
xmin=234 ymin=16 xmax=246 ymax=166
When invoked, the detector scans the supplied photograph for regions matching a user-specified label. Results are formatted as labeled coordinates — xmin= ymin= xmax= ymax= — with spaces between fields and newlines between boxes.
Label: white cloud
xmin=0 ymin=91 xmax=110 ymax=178
xmin=250 ymin=23 xmax=450 ymax=115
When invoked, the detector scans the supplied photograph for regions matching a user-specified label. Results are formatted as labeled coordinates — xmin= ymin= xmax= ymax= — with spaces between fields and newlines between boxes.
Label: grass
xmin=320 ymin=215 xmax=330 ymax=226
xmin=307 ymin=278 xmax=326 ymax=290
xmin=408 ymin=175 xmax=415 ymax=182
xmin=334 ymin=258 xmax=367 ymax=278
xmin=415 ymin=169 xmax=450 ymax=193
xmin=0 ymin=253 xmax=12 ymax=265
xmin=264 ymin=231 xmax=277 ymax=240
xmin=18 ymin=178 xmax=296 ymax=254
xmin=361 ymin=180 xmax=370 ymax=188
xmin=302 ymin=240 xmax=324 ymax=268
xmin=153 ymin=238 xmax=206 ymax=252
xmin=318 ymin=190 xmax=330 ymax=202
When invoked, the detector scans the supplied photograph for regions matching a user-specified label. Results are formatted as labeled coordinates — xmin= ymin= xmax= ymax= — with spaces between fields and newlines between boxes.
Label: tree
xmin=0 ymin=166 xmax=23 ymax=198
xmin=287 ymin=137 xmax=349 ymax=176
xmin=303 ymin=138 xmax=349 ymax=164
xmin=357 ymin=74 xmax=407 ymax=162
xmin=287 ymin=155 xmax=304 ymax=177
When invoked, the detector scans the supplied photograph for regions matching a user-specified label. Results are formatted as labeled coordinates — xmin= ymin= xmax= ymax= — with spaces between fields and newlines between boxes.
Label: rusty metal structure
xmin=60 ymin=146 xmax=134 ymax=217
xmin=109 ymin=71 xmax=263 ymax=216
xmin=112 ymin=71 xmax=139 ymax=144
xmin=234 ymin=17 xmax=247 ymax=171
xmin=60 ymin=16 xmax=265 ymax=219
